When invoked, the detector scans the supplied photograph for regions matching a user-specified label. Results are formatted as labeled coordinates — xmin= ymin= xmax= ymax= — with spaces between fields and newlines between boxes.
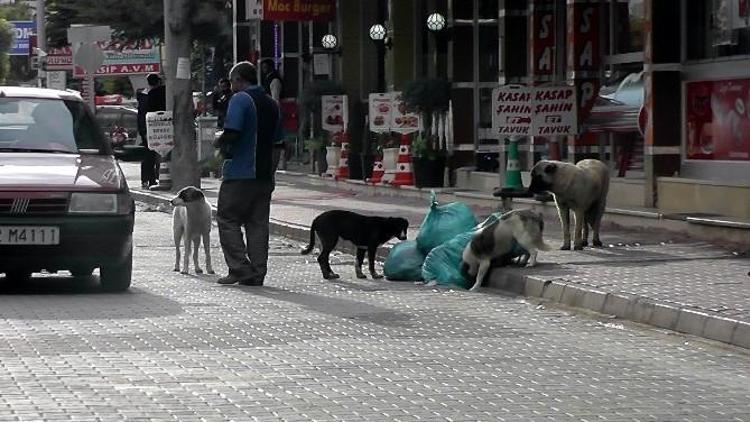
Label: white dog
xmin=170 ymin=186 xmax=214 ymax=275
xmin=461 ymin=209 xmax=552 ymax=291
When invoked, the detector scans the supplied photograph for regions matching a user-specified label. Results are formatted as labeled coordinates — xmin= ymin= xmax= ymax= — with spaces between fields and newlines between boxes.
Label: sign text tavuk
xmin=263 ymin=0 xmax=336 ymax=21
xmin=492 ymin=85 xmax=578 ymax=137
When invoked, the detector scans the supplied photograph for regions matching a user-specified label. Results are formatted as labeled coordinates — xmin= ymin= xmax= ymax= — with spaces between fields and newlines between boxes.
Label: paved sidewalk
xmin=122 ymin=164 xmax=750 ymax=349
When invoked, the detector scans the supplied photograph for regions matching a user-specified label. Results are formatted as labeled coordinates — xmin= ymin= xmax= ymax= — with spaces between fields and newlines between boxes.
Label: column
xmin=642 ymin=0 xmax=682 ymax=207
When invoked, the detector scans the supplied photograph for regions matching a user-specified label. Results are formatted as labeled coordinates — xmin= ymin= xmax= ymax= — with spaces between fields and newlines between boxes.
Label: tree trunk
xmin=165 ymin=0 xmax=199 ymax=191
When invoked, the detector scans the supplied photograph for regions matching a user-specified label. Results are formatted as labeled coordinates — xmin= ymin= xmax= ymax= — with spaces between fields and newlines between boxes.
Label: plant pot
xmin=360 ymin=154 xmax=374 ymax=180
xmin=381 ymin=147 xmax=399 ymax=183
xmin=314 ymin=149 xmax=327 ymax=175
xmin=348 ymin=154 xmax=375 ymax=180
xmin=413 ymin=156 xmax=446 ymax=188
xmin=348 ymin=155 xmax=363 ymax=180
xmin=325 ymin=146 xmax=341 ymax=176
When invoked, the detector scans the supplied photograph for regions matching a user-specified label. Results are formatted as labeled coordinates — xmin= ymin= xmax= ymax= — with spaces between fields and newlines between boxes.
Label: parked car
xmin=0 ymin=87 xmax=146 ymax=291
xmin=95 ymin=105 xmax=140 ymax=147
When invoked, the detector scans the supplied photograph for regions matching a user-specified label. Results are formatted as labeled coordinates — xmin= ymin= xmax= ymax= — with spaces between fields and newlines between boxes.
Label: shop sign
xmin=368 ymin=93 xmax=393 ymax=133
xmin=321 ymin=95 xmax=347 ymax=133
xmin=389 ymin=92 xmax=420 ymax=135
xmin=9 ymin=21 xmax=35 ymax=56
xmin=42 ymin=40 xmax=160 ymax=76
xmin=492 ymin=85 xmax=578 ymax=137
xmin=686 ymin=79 xmax=750 ymax=161
xmin=263 ymin=0 xmax=336 ymax=22
xmin=531 ymin=6 xmax=555 ymax=77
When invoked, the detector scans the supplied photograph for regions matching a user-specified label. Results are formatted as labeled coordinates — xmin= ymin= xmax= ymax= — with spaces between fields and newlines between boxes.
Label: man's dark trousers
xmin=216 ymin=179 xmax=274 ymax=282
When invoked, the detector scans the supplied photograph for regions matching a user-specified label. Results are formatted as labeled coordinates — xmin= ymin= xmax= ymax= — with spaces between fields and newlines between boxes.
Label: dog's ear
xmin=544 ymin=163 xmax=557 ymax=174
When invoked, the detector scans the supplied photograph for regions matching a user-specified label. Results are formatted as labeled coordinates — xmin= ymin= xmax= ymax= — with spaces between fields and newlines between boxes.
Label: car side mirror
xmin=113 ymin=145 xmax=148 ymax=162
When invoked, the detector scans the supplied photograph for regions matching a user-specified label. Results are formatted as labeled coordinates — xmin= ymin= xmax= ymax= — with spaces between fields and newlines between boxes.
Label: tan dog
xmin=461 ymin=209 xmax=552 ymax=291
xmin=170 ymin=186 xmax=214 ymax=275
xmin=528 ymin=159 xmax=610 ymax=250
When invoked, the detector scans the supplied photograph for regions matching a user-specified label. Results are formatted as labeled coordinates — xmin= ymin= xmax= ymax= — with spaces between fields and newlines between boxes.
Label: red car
xmin=0 ymin=87 xmax=145 ymax=291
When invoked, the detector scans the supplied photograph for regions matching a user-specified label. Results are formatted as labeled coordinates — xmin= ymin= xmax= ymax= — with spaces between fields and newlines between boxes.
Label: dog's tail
xmin=300 ymin=220 xmax=317 ymax=255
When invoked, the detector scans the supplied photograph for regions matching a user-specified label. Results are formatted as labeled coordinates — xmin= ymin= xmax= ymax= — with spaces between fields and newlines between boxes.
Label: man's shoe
xmin=217 ymin=274 xmax=248 ymax=285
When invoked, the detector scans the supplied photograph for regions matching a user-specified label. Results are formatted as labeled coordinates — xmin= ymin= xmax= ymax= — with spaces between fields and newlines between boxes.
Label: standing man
xmin=214 ymin=61 xmax=284 ymax=286
xmin=261 ymin=60 xmax=283 ymax=103
xmin=212 ymin=77 xmax=233 ymax=128
xmin=136 ymin=73 xmax=167 ymax=188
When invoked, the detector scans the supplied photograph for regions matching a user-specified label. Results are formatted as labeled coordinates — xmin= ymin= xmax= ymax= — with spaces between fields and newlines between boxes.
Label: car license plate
xmin=0 ymin=226 xmax=59 ymax=245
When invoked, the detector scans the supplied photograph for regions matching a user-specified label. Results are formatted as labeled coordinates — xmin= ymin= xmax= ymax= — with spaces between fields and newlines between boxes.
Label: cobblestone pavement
xmin=0 ymin=206 xmax=748 ymax=421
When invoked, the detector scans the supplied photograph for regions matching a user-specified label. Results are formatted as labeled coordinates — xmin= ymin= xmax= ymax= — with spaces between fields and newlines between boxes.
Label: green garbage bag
xmin=415 ymin=191 xmax=477 ymax=255
xmin=421 ymin=213 xmax=503 ymax=288
xmin=384 ymin=240 xmax=425 ymax=281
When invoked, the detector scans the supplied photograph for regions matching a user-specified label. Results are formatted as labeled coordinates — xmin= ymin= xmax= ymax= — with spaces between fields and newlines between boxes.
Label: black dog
xmin=301 ymin=210 xmax=409 ymax=280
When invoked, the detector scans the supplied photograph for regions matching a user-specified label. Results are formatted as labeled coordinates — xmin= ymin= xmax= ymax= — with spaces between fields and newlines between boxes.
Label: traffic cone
xmin=390 ymin=134 xmax=414 ymax=186
xmin=335 ymin=132 xmax=350 ymax=180
xmin=367 ymin=156 xmax=384 ymax=184
xmin=548 ymin=138 xmax=561 ymax=160
xmin=503 ymin=138 xmax=523 ymax=190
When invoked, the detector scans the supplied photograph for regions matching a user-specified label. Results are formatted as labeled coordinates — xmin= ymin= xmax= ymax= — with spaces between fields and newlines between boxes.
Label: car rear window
xmin=0 ymin=98 xmax=108 ymax=154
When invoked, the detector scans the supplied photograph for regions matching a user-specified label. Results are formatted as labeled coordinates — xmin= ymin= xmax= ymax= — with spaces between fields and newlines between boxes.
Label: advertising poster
xmin=686 ymin=79 xmax=750 ymax=161
xmin=492 ymin=86 xmax=533 ymax=136
xmin=491 ymin=85 xmax=578 ymax=137
xmin=146 ymin=111 xmax=175 ymax=157
xmin=368 ymin=93 xmax=393 ymax=133
xmin=321 ymin=95 xmax=347 ymax=133
xmin=390 ymin=92 xmax=420 ymax=134
xmin=531 ymin=86 xmax=578 ymax=136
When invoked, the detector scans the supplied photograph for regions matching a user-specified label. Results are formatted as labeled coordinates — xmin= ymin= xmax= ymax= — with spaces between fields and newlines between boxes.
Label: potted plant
xmin=298 ymin=80 xmax=345 ymax=173
xmin=304 ymin=137 xmax=326 ymax=175
xmin=324 ymin=131 xmax=342 ymax=177
xmin=378 ymin=132 xmax=400 ymax=183
xmin=411 ymin=133 xmax=447 ymax=187
xmin=401 ymin=78 xmax=451 ymax=187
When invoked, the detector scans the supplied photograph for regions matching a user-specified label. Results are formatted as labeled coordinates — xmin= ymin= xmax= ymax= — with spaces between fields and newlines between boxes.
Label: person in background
xmin=261 ymin=59 xmax=283 ymax=103
xmin=212 ymin=77 xmax=233 ymax=128
xmin=136 ymin=73 xmax=166 ymax=188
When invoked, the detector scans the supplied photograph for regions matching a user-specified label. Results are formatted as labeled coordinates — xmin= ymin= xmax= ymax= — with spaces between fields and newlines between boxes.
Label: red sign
xmin=531 ymin=2 xmax=555 ymax=78
xmin=263 ymin=0 xmax=336 ymax=21
xmin=567 ymin=2 xmax=601 ymax=125
xmin=686 ymin=79 xmax=750 ymax=161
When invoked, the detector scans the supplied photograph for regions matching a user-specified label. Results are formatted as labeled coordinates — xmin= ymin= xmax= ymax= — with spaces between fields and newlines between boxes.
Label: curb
xmin=131 ymin=189 xmax=749 ymax=350
xmin=486 ymin=270 xmax=750 ymax=350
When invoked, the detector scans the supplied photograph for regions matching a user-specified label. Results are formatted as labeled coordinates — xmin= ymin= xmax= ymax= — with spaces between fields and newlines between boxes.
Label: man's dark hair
xmin=146 ymin=73 xmax=161 ymax=87
xmin=229 ymin=61 xmax=258 ymax=85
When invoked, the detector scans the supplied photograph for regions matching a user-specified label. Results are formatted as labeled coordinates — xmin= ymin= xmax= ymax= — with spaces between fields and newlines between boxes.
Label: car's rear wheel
xmin=3 ymin=271 xmax=32 ymax=282
xmin=100 ymin=246 xmax=132 ymax=292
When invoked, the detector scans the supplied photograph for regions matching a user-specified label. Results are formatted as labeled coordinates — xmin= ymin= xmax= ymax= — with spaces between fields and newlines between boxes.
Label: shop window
xmin=453 ymin=0 xmax=473 ymax=20
xmin=687 ymin=0 xmax=750 ymax=60
xmin=452 ymin=26 xmax=474 ymax=82
xmin=284 ymin=22 xmax=299 ymax=52
xmin=613 ymin=0 xmax=645 ymax=54
xmin=478 ymin=0 xmax=498 ymax=19
xmin=478 ymin=25 xmax=499 ymax=82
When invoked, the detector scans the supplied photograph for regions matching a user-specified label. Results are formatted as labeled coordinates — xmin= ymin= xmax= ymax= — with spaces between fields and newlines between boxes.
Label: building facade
xmin=235 ymin=0 xmax=750 ymax=219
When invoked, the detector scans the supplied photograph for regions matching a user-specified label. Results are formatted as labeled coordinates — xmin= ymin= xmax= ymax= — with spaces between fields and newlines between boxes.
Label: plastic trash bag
xmin=415 ymin=191 xmax=477 ymax=255
xmin=421 ymin=213 xmax=503 ymax=289
xmin=383 ymin=240 xmax=425 ymax=281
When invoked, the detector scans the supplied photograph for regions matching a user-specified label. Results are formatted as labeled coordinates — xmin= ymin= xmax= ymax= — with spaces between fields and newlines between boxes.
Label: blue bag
xmin=415 ymin=191 xmax=477 ymax=255
xmin=383 ymin=240 xmax=425 ymax=281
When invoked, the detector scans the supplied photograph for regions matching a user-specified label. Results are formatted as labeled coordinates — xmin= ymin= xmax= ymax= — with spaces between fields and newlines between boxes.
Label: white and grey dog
xmin=170 ymin=186 xmax=214 ymax=275
xmin=461 ymin=209 xmax=552 ymax=291
xmin=528 ymin=159 xmax=610 ymax=250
